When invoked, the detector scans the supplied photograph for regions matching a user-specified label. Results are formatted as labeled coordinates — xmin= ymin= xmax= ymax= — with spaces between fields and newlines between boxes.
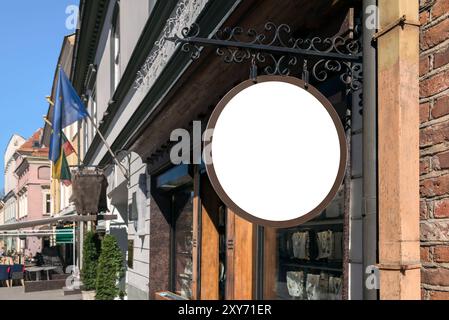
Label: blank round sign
xmin=205 ymin=76 xmax=347 ymax=228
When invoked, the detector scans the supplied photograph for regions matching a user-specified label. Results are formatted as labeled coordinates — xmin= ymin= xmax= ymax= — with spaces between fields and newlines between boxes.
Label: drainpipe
xmin=362 ymin=0 xmax=378 ymax=300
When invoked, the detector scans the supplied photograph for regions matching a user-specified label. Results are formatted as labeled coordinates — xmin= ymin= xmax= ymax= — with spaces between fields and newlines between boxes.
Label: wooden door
xmin=199 ymin=174 xmax=221 ymax=300
xmin=192 ymin=169 xmax=257 ymax=300
xmin=226 ymin=210 xmax=256 ymax=300
xmin=192 ymin=171 xmax=222 ymax=300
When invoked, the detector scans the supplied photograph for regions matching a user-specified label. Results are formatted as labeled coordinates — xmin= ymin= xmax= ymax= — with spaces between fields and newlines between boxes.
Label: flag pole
xmin=84 ymin=113 xmax=129 ymax=181
xmin=46 ymin=96 xmax=129 ymax=181
xmin=43 ymin=115 xmax=84 ymax=165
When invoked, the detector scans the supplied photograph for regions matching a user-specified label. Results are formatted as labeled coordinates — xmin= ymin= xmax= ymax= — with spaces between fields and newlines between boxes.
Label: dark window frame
xmin=111 ymin=1 xmax=121 ymax=95
xmin=128 ymin=240 xmax=134 ymax=269
xmin=153 ymin=164 xmax=195 ymax=298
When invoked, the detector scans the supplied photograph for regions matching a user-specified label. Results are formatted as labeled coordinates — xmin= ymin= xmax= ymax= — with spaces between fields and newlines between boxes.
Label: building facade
xmin=2 ymin=134 xmax=26 ymax=252
xmin=0 ymin=201 xmax=5 ymax=250
xmin=43 ymin=34 xmax=78 ymax=219
xmin=73 ymin=0 xmax=361 ymax=300
xmin=1 ymin=130 xmax=51 ymax=255
xmin=14 ymin=130 xmax=51 ymax=255
xmin=73 ymin=0 xmax=157 ymax=300
xmin=41 ymin=33 xmax=81 ymax=271
xmin=70 ymin=0 xmax=449 ymax=300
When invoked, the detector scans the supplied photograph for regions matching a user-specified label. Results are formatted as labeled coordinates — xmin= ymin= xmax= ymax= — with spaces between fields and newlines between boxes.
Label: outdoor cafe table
xmin=26 ymin=266 xmax=57 ymax=281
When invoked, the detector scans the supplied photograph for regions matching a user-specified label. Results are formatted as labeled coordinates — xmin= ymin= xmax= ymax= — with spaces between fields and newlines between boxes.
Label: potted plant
xmin=80 ymin=231 xmax=101 ymax=300
xmin=95 ymin=234 xmax=125 ymax=300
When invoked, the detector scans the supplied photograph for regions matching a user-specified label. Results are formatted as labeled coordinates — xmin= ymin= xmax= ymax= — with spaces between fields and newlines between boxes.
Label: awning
xmin=0 ymin=229 xmax=73 ymax=238
xmin=0 ymin=214 xmax=118 ymax=231
xmin=59 ymin=204 xmax=76 ymax=216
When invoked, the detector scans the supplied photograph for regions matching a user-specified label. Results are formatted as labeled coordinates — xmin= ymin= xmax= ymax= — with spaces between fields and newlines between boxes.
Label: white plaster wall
xmin=96 ymin=34 xmax=112 ymax=121
xmin=88 ymin=0 xmax=213 ymax=166
xmin=126 ymin=153 xmax=150 ymax=299
xmin=120 ymin=0 xmax=156 ymax=72
xmin=82 ymin=0 xmax=211 ymax=300
xmin=4 ymin=135 xmax=25 ymax=194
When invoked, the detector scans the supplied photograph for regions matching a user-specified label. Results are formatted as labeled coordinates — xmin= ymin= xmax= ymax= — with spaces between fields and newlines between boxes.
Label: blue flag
xmin=49 ymin=68 xmax=89 ymax=163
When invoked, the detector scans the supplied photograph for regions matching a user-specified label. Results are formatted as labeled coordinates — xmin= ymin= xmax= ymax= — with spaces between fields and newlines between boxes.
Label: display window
xmin=172 ymin=187 xmax=194 ymax=299
xmin=261 ymin=187 xmax=345 ymax=300
xmin=153 ymin=165 xmax=194 ymax=299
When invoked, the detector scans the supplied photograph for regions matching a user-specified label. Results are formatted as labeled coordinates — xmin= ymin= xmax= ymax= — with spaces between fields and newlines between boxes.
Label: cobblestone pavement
xmin=0 ymin=286 xmax=82 ymax=300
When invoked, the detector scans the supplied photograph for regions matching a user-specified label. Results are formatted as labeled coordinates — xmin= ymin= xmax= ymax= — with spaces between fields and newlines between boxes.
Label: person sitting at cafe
xmin=0 ymin=256 xmax=13 ymax=265
xmin=33 ymin=252 xmax=44 ymax=267
xmin=14 ymin=254 xmax=23 ymax=265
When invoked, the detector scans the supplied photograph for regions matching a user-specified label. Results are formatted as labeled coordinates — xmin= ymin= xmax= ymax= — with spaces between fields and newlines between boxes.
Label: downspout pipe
xmin=362 ymin=0 xmax=378 ymax=300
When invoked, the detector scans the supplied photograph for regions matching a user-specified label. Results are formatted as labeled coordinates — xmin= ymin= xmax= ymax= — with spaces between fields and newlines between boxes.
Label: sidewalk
xmin=0 ymin=287 xmax=82 ymax=300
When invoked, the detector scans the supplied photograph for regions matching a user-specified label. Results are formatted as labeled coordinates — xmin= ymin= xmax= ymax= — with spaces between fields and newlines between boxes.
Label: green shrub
xmin=81 ymin=231 xmax=101 ymax=291
xmin=95 ymin=235 xmax=125 ymax=300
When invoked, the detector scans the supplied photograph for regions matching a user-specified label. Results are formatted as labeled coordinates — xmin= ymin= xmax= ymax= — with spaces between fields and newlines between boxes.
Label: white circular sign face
xmin=205 ymin=76 xmax=347 ymax=228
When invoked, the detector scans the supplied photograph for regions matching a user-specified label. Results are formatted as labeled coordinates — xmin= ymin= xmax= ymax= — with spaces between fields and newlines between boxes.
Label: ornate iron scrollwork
xmin=166 ymin=22 xmax=363 ymax=91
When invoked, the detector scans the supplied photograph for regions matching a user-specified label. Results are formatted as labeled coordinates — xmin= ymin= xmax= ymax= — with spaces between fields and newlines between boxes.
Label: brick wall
xmin=419 ymin=0 xmax=449 ymax=300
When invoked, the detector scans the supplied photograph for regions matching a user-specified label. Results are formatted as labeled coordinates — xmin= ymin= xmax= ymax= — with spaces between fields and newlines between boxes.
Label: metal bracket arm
xmin=373 ymin=15 xmax=421 ymax=42
xmin=166 ymin=36 xmax=362 ymax=62
xmin=165 ymin=23 xmax=363 ymax=91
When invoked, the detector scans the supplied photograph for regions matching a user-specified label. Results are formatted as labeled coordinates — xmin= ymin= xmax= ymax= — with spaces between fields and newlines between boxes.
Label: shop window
xmin=128 ymin=240 xmax=134 ymax=269
xmin=153 ymin=165 xmax=194 ymax=299
xmin=171 ymin=187 xmax=194 ymax=299
xmin=261 ymin=186 xmax=344 ymax=300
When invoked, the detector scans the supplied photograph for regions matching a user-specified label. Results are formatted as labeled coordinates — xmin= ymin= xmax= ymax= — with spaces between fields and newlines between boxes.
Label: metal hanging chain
xmin=302 ymin=59 xmax=309 ymax=89
xmin=250 ymin=54 xmax=258 ymax=83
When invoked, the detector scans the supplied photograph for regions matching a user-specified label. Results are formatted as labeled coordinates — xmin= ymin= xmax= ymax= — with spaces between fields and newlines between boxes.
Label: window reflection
xmin=263 ymin=187 xmax=344 ymax=300
xmin=173 ymin=189 xmax=194 ymax=299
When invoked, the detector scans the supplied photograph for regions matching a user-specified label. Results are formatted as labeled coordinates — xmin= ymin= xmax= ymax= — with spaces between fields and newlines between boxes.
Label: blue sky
xmin=0 ymin=1 xmax=79 ymax=193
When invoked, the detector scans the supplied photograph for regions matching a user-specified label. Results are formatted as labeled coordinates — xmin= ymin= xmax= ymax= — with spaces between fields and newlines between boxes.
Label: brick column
xmin=419 ymin=0 xmax=449 ymax=300
xmin=378 ymin=0 xmax=421 ymax=299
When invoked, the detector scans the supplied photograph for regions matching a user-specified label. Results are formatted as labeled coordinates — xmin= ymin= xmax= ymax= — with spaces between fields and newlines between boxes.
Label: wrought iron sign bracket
xmin=165 ymin=22 xmax=363 ymax=92
xmin=372 ymin=15 xmax=421 ymax=42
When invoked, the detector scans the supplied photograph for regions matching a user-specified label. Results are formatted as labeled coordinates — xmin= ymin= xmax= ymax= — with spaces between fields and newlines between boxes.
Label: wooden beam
xmin=377 ymin=0 xmax=421 ymax=300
